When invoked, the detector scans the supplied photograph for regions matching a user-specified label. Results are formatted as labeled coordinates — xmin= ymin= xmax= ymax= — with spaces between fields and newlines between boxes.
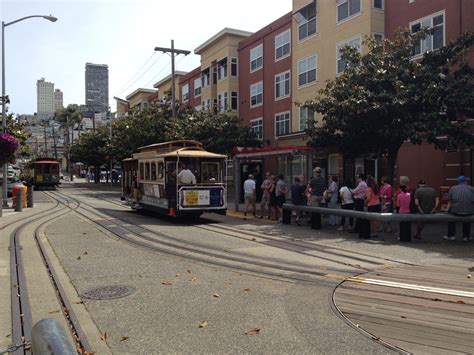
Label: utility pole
xmin=52 ymin=121 xmax=58 ymax=159
xmin=43 ymin=122 xmax=48 ymax=156
xmin=154 ymin=40 xmax=190 ymax=119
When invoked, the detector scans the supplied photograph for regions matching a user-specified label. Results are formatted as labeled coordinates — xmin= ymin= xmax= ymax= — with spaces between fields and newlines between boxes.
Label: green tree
xmin=304 ymin=30 xmax=474 ymax=180
xmin=70 ymin=126 xmax=109 ymax=183
xmin=177 ymin=110 xmax=260 ymax=155
xmin=56 ymin=105 xmax=83 ymax=144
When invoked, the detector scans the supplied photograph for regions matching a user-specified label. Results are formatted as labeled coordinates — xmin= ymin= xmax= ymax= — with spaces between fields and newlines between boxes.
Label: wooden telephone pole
xmin=154 ymin=40 xmax=190 ymax=119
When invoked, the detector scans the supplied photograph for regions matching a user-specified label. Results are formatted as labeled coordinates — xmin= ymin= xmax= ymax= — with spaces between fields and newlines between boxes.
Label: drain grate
xmin=82 ymin=285 xmax=135 ymax=300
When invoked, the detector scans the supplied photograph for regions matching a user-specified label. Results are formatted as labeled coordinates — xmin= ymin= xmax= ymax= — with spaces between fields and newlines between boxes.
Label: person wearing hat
xmin=243 ymin=174 xmax=256 ymax=220
xmin=443 ymin=175 xmax=474 ymax=241
xmin=413 ymin=179 xmax=439 ymax=240
xmin=307 ymin=167 xmax=326 ymax=206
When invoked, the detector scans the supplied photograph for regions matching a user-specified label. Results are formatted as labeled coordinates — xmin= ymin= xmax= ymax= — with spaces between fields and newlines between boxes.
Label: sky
xmin=1 ymin=0 xmax=292 ymax=115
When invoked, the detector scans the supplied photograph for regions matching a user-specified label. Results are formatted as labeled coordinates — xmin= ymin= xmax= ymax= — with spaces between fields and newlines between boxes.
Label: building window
xmin=297 ymin=3 xmax=316 ymax=40
xmin=212 ymin=66 xmax=218 ymax=85
xmin=202 ymin=68 xmax=210 ymax=88
xmin=275 ymin=112 xmax=290 ymax=136
xmin=231 ymin=91 xmax=238 ymax=111
xmin=250 ymin=44 xmax=263 ymax=72
xmin=299 ymin=106 xmax=315 ymax=131
xmin=202 ymin=99 xmax=211 ymax=110
xmin=250 ymin=82 xmax=263 ymax=107
xmin=194 ymin=78 xmax=202 ymax=97
xmin=182 ymin=84 xmax=189 ymax=102
xmin=373 ymin=0 xmax=383 ymax=10
xmin=218 ymin=58 xmax=227 ymax=81
xmin=250 ymin=118 xmax=263 ymax=140
xmin=275 ymin=30 xmax=291 ymax=59
xmin=231 ymin=58 xmax=238 ymax=77
xmin=411 ymin=13 xmax=444 ymax=56
xmin=337 ymin=37 xmax=361 ymax=74
xmin=373 ymin=32 xmax=384 ymax=44
xmin=298 ymin=55 xmax=317 ymax=87
xmin=217 ymin=92 xmax=228 ymax=112
xmin=275 ymin=71 xmax=290 ymax=99
xmin=337 ymin=0 xmax=361 ymax=23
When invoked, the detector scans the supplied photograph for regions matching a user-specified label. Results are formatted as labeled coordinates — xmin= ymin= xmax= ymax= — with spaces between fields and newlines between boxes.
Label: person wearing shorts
xmin=243 ymin=174 xmax=256 ymax=220
xmin=259 ymin=172 xmax=272 ymax=219
xmin=275 ymin=174 xmax=288 ymax=222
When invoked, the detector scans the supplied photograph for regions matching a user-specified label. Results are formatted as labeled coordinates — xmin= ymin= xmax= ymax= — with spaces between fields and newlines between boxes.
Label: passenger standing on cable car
xmin=177 ymin=163 xmax=196 ymax=185
xmin=132 ymin=172 xmax=139 ymax=206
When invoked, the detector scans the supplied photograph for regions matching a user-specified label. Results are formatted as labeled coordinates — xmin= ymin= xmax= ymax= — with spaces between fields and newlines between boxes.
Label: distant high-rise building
xmin=54 ymin=89 xmax=63 ymax=113
xmin=37 ymin=78 xmax=55 ymax=118
xmin=85 ymin=62 xmax=109 ymax=113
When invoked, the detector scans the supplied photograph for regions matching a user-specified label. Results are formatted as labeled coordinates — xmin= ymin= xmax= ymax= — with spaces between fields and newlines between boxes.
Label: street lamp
xmin=2 ymin=14 xmax=57 ymax=208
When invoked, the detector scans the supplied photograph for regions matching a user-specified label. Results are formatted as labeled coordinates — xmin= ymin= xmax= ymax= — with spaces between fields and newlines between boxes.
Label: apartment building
xmin=125 ymin=88 xmax=158 ymax=110
xmin=153 ymin=71 xmax=187 ymax=103
xmin=194 ymin=28 xmax=252 ymax=113
xmin=385 ymin=0 xmax=474 ymax=188
xmin=179 ymin=67 xmax=202 ymax=110
xmin=54 ymin=89 xmax=64 ymax=114
xmin=85 ymin=63 xmax=109 ymax=114
xmin=37 ymin=78 xmax=55 ymax=119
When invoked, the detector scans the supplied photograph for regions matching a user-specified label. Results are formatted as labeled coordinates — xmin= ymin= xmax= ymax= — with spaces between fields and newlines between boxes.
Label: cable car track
xmin=71 ymin=189 xmax=413 ymax=270
xmin=7 ymin=195 xmax=92 ymax=354
xmin=47 ymin=190 xmax=363 ymax=285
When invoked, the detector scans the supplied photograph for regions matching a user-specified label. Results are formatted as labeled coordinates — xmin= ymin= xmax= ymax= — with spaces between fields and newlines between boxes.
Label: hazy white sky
xmin=1 ymin=0 xmax=292 ymax=115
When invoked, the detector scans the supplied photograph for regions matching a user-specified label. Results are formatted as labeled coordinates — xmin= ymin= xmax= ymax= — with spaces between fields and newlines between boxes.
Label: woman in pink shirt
xmin=396 ymin=184 xmax=412 ymax=241
xmin=397 ymin=185 xmax=411 ymax=214
xmin=365 ymin=176 xmax=381 ymax=237
xmin=380 ymin=176 xmax=393 ymax=232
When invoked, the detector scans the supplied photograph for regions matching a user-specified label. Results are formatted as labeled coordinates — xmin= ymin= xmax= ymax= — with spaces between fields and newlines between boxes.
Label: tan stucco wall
xmin=156 ymin=76 xmax=183 ymax=101
xmin=128 ymin=92 xmax=154 ymax=109
xmin=291 ymin=0 xmax=384 ymax=132
xmin=199 ymin=34 xmax=245 ymax=107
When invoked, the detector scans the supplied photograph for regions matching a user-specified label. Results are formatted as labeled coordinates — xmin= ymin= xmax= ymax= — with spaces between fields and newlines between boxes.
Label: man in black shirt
xmin=308 ymin=167 xmax=326 ymax=206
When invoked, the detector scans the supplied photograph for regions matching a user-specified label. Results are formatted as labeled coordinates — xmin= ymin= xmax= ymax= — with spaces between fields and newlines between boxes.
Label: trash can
xmin=12 ymin=185 xmax=27 ymax=209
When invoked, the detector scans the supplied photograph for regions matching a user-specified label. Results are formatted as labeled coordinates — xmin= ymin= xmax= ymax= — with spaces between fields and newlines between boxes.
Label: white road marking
xmin=348 ymin=277 xmax=474 ymax=298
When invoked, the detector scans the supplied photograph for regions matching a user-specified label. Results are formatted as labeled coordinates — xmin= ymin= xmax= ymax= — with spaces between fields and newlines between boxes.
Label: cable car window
xmin=145 ymin=162 xmax=150 ymax=180
xmin=158 ymin=162 xmax=164 ymax=181
xmin=151 ymin=162 xmax=157 ymax=180
xmin=140 ymin=163 xmax=144 ymax=180
xmin=201 ymin=162 xmax=220 ymax=183
xmin=44 ymin=164 xmax=51 ymax=174
xmin=51 ymin=164 xmax=59 ymax=174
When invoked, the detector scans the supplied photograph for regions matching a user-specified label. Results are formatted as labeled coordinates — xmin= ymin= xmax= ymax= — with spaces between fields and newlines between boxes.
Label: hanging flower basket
xmin=0 ymin=132 xmax=19 ymax=165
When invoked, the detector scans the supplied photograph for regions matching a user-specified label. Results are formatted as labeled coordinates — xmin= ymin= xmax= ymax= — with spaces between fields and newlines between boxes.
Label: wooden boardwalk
xmin=334 ymin=264 xmax=474 ymax=354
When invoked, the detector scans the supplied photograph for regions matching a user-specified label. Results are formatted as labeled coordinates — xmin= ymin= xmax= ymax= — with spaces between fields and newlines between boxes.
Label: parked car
xmin=0 ymin=177 xmax=24 ymax=197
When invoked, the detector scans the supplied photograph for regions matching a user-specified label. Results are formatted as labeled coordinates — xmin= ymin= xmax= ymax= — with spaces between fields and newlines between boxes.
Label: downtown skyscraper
xmin=85 ymin=62 xmax=109 ymax=114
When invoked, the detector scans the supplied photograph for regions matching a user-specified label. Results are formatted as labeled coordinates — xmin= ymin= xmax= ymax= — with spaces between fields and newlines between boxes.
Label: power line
xmin=143 ymin=61 xmax=171 ymax=88
xmin=115 ymin=52 xmax=164 ymax=96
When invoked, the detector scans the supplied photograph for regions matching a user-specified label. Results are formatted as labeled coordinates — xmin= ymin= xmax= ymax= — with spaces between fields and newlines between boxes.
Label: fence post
xmin=27 ymin=185 xmax=34 ymax=208
xmin=282 ymin=208 xmax=291 ymax=224
xmin=14 ymin=189 xmax=22 ymax=212
xmin=399 ymin=221 xmax=411 ymax=242
xmin=359 ymin=219 xmax=370 ymax=239
xmin=311 ymin=212 xmax=321 ymax=229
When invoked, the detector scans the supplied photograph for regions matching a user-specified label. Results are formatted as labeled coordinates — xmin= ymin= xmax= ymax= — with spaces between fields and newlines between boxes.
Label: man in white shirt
xmin=243 ymin=174 xmax=256 ymax=220
xmin=177 ymin=163 xmax=196 ymax=185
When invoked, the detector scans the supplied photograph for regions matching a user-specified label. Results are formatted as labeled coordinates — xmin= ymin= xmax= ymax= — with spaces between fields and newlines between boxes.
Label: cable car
xmin=28 ymin=158 xmax=61 ymax=189
xmin=122 ymin=140 xmax=227 ymax=218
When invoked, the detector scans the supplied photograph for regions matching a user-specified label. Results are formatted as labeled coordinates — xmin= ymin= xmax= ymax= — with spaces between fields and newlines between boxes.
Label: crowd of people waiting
xmin=242 ymin=167 xmax=474 ymax=242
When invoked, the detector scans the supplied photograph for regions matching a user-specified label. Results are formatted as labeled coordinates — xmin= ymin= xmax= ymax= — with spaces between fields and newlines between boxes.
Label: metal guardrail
xmin=31 ymin=318 xmax=76 ymax=355
xmin=282 ymin=203 xmax=474 ymax=242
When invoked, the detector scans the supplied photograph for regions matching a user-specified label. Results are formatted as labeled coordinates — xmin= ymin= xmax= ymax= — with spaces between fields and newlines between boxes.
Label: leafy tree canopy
xmin=304 ymin=30 xmax=474 ymax=177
